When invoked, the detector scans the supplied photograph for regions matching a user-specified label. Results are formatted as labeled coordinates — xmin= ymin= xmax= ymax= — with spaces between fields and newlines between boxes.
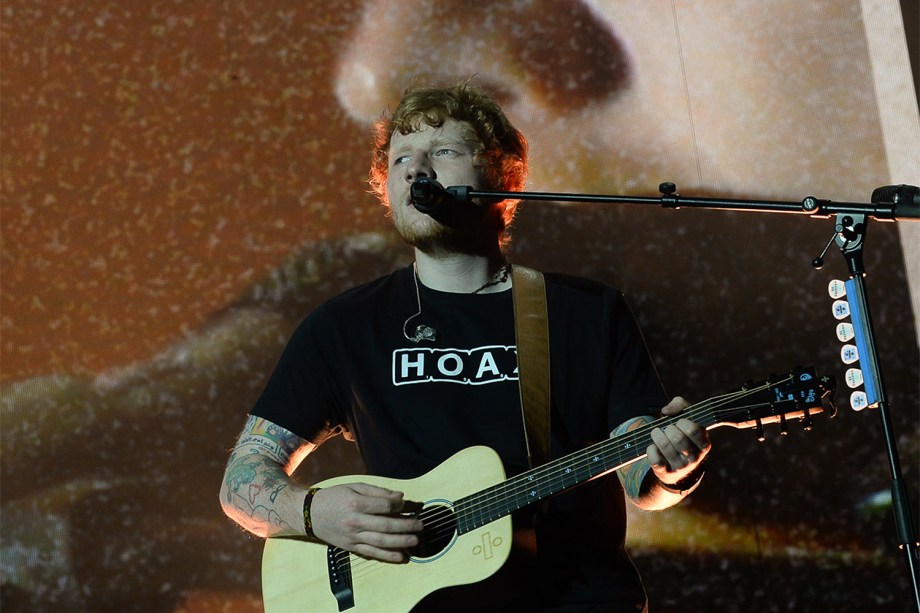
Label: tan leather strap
xmin=511 ymin=265 xmax=551 ymax=468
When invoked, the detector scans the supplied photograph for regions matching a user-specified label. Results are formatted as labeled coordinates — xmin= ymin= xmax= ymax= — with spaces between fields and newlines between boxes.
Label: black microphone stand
xmin=447 ymin=181 xmax=920 ymax=610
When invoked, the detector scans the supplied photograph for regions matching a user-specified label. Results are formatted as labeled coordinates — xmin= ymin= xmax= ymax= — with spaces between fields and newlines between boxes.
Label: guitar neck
xmin=450 ymin=368 xmax=832 ymax=534
xmin=452 ymin=406 xmax=718 ymax=534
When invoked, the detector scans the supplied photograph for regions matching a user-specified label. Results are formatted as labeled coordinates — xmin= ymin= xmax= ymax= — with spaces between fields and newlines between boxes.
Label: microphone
xmin=870 ymin=184 xmax=919 ymax=220
xmin=410 ymin=177 xmax=456 ymax=214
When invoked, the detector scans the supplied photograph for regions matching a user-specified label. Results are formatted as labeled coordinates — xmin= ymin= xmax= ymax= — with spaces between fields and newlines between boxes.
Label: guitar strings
xmin=332 ymin=378 xmax=786 ymax=580
xmin=330 ymin=376 xmax=794 ymax=579
xmin=445 ymin=377 xmax=790 ymax=538
xmin=331 ymin=378 xmax=786 ymax=578
xmin=438 ymin=379 xmax=789 ymax=548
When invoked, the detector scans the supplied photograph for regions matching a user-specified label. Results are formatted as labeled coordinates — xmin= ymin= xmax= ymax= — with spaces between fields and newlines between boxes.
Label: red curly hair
xmin=368 ymin=82 xmax=528 ymax=246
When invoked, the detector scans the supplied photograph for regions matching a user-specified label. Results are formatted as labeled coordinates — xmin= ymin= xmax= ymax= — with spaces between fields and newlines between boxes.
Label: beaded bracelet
xmin=302 ymin=487 xmax=321 ymax=539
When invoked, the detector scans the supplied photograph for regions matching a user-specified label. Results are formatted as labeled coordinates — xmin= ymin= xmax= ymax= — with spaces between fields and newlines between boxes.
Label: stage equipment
xmin=420 ymin=180 xmax=920 ymax=611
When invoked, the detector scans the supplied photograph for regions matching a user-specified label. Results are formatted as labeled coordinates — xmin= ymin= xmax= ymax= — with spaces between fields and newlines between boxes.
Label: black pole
xmin=443 ymin=181 xmax=920 ymax=221
xmin=832 ymin=213 xmax=920 ymax=611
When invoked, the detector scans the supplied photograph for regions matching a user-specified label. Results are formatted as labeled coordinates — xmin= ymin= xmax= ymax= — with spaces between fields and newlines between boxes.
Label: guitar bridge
xmin=325 ymin=545 xmax=354 ymax=611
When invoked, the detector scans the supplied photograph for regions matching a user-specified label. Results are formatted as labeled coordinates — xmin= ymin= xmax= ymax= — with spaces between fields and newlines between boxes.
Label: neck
xmin=414 ymin=249 xmax=509 ymax=294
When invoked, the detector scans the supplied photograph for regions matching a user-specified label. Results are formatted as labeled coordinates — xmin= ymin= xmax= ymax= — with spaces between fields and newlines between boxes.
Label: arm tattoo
xmin=220 ymin=416 xmax=310 ymax=536
xmin=237 ymin=415 xmax=305 ymax=466
xmin=223 ymin=450 xmax=298 ymax=534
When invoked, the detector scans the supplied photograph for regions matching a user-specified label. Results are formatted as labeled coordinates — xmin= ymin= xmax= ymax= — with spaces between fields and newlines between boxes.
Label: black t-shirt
xmin=252 ymin=265 xmax=667 ymax=611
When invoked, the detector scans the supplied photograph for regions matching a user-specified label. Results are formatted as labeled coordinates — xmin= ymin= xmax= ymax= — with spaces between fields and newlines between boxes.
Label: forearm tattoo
xmin=237 ymin=415 xmax=305 ymax=466
xmin=222 ymin=416 xmax=307 ymax=536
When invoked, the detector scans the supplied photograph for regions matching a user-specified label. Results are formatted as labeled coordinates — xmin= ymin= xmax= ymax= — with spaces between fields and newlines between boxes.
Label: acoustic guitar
xmin=262 ymin=366 xmax=836 ymax=612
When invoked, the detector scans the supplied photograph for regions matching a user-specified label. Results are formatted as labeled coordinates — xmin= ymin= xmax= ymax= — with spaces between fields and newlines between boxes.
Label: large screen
xmin=2 ymin=1 xmax=918 ymax=611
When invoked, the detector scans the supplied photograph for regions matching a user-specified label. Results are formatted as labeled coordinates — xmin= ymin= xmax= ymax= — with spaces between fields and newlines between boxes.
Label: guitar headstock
xmin=710 ymin=366 xmax=837 ymax=439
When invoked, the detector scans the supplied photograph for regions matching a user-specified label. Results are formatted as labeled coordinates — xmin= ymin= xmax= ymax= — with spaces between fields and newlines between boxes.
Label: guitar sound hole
xmin=407 ymin=503 xmax=457 ymax=560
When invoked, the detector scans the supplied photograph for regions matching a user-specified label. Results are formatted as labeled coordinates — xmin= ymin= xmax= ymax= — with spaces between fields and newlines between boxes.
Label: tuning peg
xmin=841 ymin=344 xmax=859 ymax=364
xmin=845 ymin=368 xmax=864 ymax=388
xmin=801 ymin=408 xmax=814 ymax=431
xmin=827 ymin=279 xmax=847 ymax=299
xmin=850 ymin=390 xmax=869 ymax=411
xmin=832 ymin=300 xmax=851 ymax=320
xmin=755 ymin=419 xmax=766 ymax=442
xmin=836 ymin=322 xmax=855 ymax=342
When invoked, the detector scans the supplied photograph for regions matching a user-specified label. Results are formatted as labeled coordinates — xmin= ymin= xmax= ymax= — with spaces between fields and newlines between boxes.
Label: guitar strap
xmin=511 ymin=265 xmax=551 ymax=468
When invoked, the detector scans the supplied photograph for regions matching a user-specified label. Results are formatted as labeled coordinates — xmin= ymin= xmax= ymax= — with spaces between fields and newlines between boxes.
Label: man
xmin=219 ymin=82 xmax=710 ymax=612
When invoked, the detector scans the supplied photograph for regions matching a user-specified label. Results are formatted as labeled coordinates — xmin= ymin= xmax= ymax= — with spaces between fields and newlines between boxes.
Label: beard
xmin=391 ymin=200 xmax=503 ymax=257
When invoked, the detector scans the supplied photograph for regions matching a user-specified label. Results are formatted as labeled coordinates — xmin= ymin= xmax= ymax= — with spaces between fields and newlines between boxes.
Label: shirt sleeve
xmin=605 ymin=292 xmax=669 ymax=431
xmin=249 ymin=303 xmax=349 ymax=444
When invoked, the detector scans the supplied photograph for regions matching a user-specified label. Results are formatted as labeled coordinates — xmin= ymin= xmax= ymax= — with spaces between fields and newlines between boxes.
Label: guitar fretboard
xmin=453 ymin=406 xmax=720 ymax=534
xmin=450 ymin=369 xmax=828 ymax=535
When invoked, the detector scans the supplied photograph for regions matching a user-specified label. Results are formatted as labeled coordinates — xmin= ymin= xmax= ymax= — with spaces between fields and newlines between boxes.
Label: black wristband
xmin=302 ymin=487 xmax=321 ymax=539
xmin=657 ymin=464 xmax=705 ymax=496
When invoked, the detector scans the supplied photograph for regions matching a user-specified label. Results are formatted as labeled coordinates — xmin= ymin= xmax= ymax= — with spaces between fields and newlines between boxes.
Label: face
xmin=385 ymin=119 xmax=489 ymax=252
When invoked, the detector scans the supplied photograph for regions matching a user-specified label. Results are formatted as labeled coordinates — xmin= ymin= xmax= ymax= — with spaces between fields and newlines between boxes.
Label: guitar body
xmin=262 ymin=446 xmax=512 ymax=613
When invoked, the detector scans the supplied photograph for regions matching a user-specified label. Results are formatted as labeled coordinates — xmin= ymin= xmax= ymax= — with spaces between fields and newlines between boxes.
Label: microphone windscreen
xmin=870 ymin=184 xmax=899 ymax=204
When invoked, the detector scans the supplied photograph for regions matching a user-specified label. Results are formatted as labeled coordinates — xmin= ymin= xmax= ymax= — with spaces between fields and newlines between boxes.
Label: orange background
xmin=2 ymin=2 xmax=918 ymax=611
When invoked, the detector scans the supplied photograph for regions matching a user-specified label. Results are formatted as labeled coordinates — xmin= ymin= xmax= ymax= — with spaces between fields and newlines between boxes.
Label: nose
xmin=405 ymin=153 xmax=435 ymax=183
xmin=335 ymin=0 xmax=630 ymax=124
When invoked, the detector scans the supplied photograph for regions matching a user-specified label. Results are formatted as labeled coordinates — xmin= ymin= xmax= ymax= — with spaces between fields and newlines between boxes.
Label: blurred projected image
xmin=2 ymin=1 xmax=917 ymax=612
